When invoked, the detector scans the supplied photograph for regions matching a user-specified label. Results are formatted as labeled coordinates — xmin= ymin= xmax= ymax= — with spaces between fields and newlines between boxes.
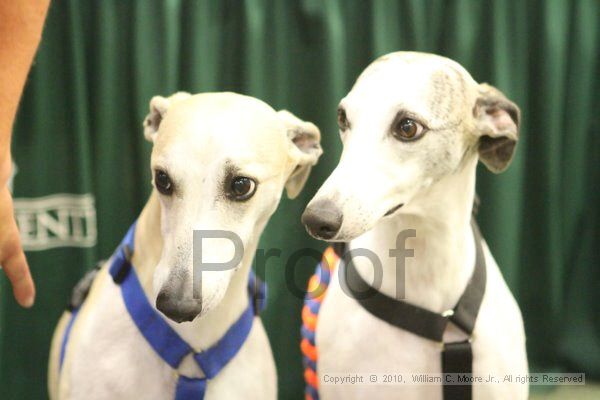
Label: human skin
xmin=0 ymin=0 xmax=50 ymax=307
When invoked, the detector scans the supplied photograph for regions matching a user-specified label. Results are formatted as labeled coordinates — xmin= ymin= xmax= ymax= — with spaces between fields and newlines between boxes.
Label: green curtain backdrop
xmin=0 ymin=1 xmax=598 ymax=399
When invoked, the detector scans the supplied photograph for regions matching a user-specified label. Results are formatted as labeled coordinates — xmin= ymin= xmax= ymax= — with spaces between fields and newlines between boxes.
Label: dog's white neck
xmin=130 ymin=191 xmax=256 ymax=351
xmin=350 ymin=158 xmax=478 ymax=313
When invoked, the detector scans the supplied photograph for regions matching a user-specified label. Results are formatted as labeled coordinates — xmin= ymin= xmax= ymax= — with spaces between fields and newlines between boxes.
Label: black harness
xmin=334 ymin=220 xmax=487 ymax=400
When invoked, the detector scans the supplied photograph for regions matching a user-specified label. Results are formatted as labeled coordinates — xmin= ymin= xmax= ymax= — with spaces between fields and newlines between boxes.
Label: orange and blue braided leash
xmin=301 ymin=247 xmax=340 ymax=400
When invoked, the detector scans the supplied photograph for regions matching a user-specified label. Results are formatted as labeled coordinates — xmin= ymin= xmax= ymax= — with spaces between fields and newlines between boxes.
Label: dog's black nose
xmin=156 ymin=291 xmax=199 ymax=323
xmin=301 ymin=200 xmax=343 ymax=240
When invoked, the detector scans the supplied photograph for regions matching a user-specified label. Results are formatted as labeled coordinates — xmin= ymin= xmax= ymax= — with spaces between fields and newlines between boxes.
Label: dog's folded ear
xmin=474 ymin=83 xmax=520 ymax=173
xmin=143 ymin=92 xmax=192 ymax=142
xmin=278 ymin=110 xmax=323 ymax=199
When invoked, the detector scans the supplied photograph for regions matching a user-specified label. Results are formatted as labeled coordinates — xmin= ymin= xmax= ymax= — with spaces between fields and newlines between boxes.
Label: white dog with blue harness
xmin=48 ymin=92 xmax=323 ymax=399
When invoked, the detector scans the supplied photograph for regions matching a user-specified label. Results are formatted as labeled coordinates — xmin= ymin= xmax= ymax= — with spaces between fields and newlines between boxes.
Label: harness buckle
xmin=441 ymin=309 xmax=455 ymax=318
xmin=248 ymin=272 xmax=267 ymax=315
xmin=111 ymin=245 xmax=133 ymax=285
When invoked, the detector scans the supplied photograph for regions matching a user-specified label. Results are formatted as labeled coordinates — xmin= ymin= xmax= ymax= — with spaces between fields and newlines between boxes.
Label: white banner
xmin=13 ymin=193 xmax=97 ymax=251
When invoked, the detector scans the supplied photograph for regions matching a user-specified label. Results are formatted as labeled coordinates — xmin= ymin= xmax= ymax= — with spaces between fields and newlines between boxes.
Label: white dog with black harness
xmin=300 ymin=52 xmax=528 ymax=400
xmin=48 ymin=92 xmax=322 ymax=399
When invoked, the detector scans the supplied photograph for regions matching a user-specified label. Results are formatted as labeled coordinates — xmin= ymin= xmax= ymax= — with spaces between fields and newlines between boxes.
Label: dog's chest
xmin=318 ymin=272 xmax=446 ymax=367
xmin=64 ymin=276 xmax=176 ymax=399
xmin=62 ymin=273 xmax=276 ymax=400
xmin=317 ymin=275 xmax=460 ymax=400
xmin=314 ymin=252 xmax=529 ymax=400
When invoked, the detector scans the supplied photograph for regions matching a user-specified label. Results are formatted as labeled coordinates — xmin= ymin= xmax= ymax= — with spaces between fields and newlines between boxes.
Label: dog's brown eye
xmin=230 ymin=176 xmax=257 ymax=201
xmin=337 ymin=107 xmax=350 ymax=131
xmin=392 ymin=118 xmax=425 ymax=141
xmin=154 ymin=170 xmax=173 ymax=195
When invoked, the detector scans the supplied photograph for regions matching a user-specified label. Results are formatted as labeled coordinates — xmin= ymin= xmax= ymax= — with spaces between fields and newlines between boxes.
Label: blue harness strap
xmin=59 ymin=308 xmax=79 ymax=368
xmin=59 ymin=222 xmax=266 ymax=400
xmin=175 ymin=375 xmax=207 ymax=399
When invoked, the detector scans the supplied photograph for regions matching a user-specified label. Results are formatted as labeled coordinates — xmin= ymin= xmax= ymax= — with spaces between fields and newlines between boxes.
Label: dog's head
xmin=302 ymin=52 xmax=519 ymax=241
xmin=144 ymin=92 xmax=321 ymax=322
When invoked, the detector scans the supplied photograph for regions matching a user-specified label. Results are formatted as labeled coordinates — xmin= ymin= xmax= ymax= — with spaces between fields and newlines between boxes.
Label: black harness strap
xmin=336 ymin=220 xmax=487 ymax=400
xmin=443 ymin=340 xmax=473 ymax=399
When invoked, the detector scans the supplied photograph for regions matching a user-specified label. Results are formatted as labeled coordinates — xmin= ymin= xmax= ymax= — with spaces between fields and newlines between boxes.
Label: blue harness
xmin=59 ymin=222 xmax=267 ymax=399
